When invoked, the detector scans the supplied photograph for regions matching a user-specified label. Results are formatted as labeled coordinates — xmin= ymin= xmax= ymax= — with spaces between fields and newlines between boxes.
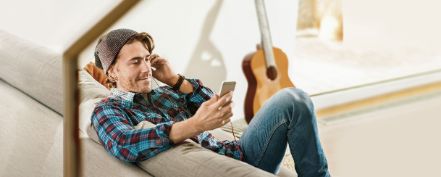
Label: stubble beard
xmin=119 ymin=79 xmax=152 ymax=94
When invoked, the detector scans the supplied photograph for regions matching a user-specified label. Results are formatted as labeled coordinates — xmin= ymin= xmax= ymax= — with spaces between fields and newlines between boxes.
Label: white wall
xmin=343 ymin=0 xmax=441 ymax=51
xmin=79 ymin=0 xmax=299 ymax=120
xmin=0 ymin=0 xmax=298 ymax=121
xmin=0 ymin=0 xmax=117 ymax=52
xmin=3 ymin=0 xmax=441 ymax=120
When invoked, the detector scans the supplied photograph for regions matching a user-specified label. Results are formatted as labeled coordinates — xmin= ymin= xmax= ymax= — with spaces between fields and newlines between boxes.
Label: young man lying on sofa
xmin=91 ymin=28 xmax=330 ymax=177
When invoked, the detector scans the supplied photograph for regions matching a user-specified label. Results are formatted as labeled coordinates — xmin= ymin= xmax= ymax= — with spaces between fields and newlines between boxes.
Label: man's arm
xmin=165 ymin=74 xmax=193 ymax=94
xmin=168 ymin=117 xmax=201 ymax=144
xmin=92 ymin=104 xmax=174 ymax=162
xmin=169 ymin=92 xmax=234 ymax=144
xmin=195 ymin=131 xmax=244 ymax=160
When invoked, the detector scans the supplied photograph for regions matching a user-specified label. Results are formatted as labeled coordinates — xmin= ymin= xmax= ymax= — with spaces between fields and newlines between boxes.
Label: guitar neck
xmin=255 ymin=0 xmax=276 ymax=68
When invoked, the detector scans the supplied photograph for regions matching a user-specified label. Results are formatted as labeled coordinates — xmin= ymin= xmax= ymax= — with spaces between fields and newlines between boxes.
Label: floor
xmin=317 ymin=92 xmax=441 ymax=177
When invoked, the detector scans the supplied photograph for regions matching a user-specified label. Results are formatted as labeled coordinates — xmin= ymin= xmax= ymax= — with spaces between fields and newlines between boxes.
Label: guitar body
xmin=242 ymin=47 xmax=295 ymax=124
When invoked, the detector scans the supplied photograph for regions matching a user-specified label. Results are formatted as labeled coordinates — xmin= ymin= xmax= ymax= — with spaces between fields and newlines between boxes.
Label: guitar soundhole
xmin=266 ymin=66 xmax=278 ymax=80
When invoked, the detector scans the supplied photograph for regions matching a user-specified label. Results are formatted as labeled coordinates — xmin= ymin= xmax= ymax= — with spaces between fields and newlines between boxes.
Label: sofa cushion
xmin=81 ymin=138 xmax=153 ymax=177
xmin=83 ymin=62 xmax=111 ymax=89
xmin=87 ymin=122 xmax=276 ymax=177
xmin=78 ymin=68 xmax=110 ymax=103
xmin=139 ymin=139 xmax=275 ymax=177
xmin=0 ymin=80 xmax=63 ymax=177
xmin=78 ymin=69 xmax=110 ymax=137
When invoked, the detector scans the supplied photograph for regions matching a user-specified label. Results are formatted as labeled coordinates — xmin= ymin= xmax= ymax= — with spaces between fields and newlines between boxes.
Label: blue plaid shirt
xmin=91 ymin=79 xmax=243 ymax=162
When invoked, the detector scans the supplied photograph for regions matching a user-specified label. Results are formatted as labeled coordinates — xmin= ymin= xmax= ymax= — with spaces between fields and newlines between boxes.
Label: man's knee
xmin=275 ymin=88 xmax=315 ymax=124
xmin=262 ymin=88 xmax=314 ymax=113
xmin=276 ymin=88 xmax=312 ymax=106
xmin=270 ymin=88 xmax=314 ymax=117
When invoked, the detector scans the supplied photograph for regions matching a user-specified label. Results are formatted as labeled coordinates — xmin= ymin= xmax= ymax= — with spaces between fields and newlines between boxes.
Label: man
xmin=92 ymin=28 xmax=330 ymax=177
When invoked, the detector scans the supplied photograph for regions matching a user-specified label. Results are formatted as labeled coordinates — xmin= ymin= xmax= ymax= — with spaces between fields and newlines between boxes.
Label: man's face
xmin=108 ymin=40 xmax=152 ymax=93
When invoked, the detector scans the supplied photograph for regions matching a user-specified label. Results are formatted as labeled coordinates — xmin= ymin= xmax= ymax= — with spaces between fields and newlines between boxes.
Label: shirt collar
xmin=110 ymin=88 xmax=136 ymax=101
xmin=110 ymin=88 xmax=155 ymax=107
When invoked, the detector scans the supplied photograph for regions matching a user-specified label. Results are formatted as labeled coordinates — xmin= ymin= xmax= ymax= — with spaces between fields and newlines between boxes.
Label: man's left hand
xmin=149 ymin=54 xmax=179 ymax=86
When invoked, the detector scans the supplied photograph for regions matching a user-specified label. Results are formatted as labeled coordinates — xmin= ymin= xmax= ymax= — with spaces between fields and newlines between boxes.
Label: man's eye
xmin=145 ymin=56 xmax=151 ymax=62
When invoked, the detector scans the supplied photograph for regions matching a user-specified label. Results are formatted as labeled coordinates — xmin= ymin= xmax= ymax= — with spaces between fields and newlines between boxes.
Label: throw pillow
xmin=83 ymin=62 xmax=111 ymax=89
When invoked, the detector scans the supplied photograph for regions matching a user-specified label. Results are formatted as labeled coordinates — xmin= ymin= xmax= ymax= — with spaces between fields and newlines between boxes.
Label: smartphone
xmin=218 ymin=81 xmax=236 ymax=97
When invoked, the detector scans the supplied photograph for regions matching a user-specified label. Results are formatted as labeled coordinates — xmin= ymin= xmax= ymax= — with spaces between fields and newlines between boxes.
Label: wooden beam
xmin=63 ymin=1 xmax=140 ymax=177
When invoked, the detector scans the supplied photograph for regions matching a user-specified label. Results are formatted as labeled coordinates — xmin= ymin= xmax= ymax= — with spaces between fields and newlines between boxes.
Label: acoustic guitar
xmin=242 ymin=0 xmax=295 ymax=124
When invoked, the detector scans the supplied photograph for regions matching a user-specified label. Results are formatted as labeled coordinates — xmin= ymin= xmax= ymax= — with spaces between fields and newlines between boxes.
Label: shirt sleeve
xmin=91 ymin=104 xmax=174 ymax=162
xmin=194 ymin=131 xmax=244 ymax=161
xmin=183 ymin=79 xmax=215 ymax=114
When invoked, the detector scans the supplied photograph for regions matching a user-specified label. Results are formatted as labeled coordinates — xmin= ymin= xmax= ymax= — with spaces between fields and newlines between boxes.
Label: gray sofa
xmin=0 ymin=30 xmax=296 ymax=177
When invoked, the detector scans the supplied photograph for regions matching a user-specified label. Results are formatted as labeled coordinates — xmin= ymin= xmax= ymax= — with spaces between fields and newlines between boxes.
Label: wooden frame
xmin=62 ymin=1 xmax=140 ymax=176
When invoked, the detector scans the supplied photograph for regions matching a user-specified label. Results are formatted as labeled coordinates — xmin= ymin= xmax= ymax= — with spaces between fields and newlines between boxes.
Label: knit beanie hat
xmin=94 ymin=28 xmax=154 ymax=74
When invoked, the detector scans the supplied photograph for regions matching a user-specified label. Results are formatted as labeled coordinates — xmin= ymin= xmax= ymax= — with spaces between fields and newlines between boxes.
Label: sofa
xmin=0 ymin=30 xmax=296 ymax=177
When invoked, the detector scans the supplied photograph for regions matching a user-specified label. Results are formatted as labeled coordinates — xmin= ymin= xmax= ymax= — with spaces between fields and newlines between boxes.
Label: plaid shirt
xmin=91 ymin=79 xmax=243 ymax=162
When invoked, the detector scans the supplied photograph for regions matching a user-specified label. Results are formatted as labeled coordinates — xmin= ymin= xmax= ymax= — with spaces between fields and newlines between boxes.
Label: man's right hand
xmin=169 ymin=92 xmax=233 ymax=144
xmin=191 ymin=91 xmax=234 ymax=133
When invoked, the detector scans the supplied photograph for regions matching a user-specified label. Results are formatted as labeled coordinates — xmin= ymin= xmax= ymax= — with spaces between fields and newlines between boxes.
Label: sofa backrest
xmin=0 ymin=30 xmax=63 ymax=115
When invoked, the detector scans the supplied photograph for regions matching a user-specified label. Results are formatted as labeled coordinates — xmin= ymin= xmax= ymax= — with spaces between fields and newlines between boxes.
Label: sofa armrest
xmin=81 ymin=138 xmax=153 ymax=177
xmin=0 ymin=31 xmax=63 ymax=115
xmin=86 ymin=123 xmax=276 ymax=177
xmin=86 ymin=117 xmax=294 ymax=176
xmin=138 ymin=139 xmax=276 ymax=177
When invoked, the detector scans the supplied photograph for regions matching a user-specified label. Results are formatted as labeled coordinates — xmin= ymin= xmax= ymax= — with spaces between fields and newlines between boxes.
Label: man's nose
xmin=140 ymin=59 xmax=151 ymax=73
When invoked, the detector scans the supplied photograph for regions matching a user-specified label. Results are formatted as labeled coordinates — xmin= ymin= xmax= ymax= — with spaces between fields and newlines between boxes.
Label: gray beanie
xmin=94 ymin=28 xmax=138 ymax=74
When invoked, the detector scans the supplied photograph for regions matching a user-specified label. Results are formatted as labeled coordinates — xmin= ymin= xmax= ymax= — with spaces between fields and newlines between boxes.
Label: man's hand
xmin=169 ymin=92 xmax=233 ymax=144
xmin=191 ymin=91 xmax=234 ymax=132
xmin=149 ymin=54 xmax=179 ymax=86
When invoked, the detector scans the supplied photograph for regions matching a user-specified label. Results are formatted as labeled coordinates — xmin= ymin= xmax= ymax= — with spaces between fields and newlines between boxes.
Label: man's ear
xmin=107 ymin=65 xmax=118 ymax=80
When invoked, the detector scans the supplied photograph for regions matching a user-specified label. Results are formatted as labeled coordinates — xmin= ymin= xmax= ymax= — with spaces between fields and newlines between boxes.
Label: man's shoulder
xmin=94 ymin=95 xmax=123 ymax=109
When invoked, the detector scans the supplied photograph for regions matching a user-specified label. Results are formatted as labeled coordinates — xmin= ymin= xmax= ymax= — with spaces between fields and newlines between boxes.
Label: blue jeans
xmin=239 ymin=88 xmax=330 ymax=177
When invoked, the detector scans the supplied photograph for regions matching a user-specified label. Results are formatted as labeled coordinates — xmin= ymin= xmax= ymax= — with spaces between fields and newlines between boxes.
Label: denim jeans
xmin=239 ymin=88 xmax=330 ymax=177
